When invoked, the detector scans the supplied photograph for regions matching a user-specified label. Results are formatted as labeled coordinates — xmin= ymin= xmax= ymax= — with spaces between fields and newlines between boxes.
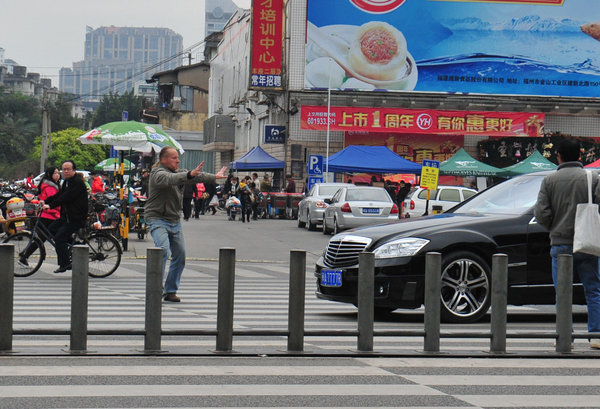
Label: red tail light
xmin=390 ymin=204 xmax=399 ymax=214
xmin=341 ymin=202 xmax=351 ymax=213
xmin=410 ymin=200 xmax=415 ymax=210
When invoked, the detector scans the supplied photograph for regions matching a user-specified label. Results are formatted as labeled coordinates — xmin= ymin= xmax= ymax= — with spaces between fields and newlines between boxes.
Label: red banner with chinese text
xmin=301 ymin=106 xmax=545 ymax=137
xmin=250 ymin=0 xmax=284 ymax=89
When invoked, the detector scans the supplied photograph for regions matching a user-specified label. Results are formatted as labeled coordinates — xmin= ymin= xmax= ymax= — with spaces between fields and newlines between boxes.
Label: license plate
xmin=362 ymin=208 xmax=380 ymax=214
xmin=15 ymin=221 xmax=25 ymax=231
xmin=321 ymin=269 xmax=342 ymax=287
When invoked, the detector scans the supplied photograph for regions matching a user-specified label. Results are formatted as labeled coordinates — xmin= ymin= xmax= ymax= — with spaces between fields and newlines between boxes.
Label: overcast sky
xmin=0 ymin=0 xmax=251 ymax=84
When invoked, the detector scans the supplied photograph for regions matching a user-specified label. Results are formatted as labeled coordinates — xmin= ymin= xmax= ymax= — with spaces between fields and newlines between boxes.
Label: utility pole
xmin=40 ymin=91 xmax=51 ymax=173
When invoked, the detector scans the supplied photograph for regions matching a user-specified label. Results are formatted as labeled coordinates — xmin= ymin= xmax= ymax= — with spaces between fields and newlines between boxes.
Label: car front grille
xmin=323 ymin=236 xmax=372 ymax=268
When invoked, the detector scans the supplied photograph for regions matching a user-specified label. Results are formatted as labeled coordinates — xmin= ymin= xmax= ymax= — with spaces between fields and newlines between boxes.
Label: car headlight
xmin=373 ymin=238 xmax=430 ymax=259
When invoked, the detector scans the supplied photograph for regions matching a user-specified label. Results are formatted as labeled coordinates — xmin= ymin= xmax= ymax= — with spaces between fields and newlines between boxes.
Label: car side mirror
xmin=324 ymin=198 xmax=332 ymax=204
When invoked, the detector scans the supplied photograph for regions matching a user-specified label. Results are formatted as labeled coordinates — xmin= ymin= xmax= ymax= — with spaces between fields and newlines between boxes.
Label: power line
xmin=58 ymin=38 xmax=207 ymax=105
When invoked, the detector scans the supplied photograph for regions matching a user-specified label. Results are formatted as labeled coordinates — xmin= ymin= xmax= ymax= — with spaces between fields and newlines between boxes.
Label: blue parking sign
xmin=308 ymin=155 xmax=323 ymax=176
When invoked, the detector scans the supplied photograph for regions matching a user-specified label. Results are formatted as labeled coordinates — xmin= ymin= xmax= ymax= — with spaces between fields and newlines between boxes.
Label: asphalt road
xmin=125 ymin=211 xmax=330 ymax=264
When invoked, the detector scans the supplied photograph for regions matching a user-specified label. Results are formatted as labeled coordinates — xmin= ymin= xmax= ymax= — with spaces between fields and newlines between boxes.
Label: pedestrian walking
xmin=396 ymin=181 xmax=411 ymax=219
xmin=145 ymin=147 xmax=225 ymax=302
xmin=534 ymin=138 xmax=600 ymax=348
xmin=239 ymin=176 xmax=252 ymax=223
xmin=284 ymin=174 xmax=296 ymax=219
xmin=182 ymin=182 xmax=197 ymax=221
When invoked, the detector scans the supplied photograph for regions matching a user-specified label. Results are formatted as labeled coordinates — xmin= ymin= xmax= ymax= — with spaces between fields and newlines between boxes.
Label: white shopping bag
xmin=573 ymin=170 xmax=600 ymax=257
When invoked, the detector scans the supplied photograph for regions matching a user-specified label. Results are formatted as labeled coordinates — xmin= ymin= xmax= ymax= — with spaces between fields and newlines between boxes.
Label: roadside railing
xmin=0 ymin=243 xmax=597 ymax=355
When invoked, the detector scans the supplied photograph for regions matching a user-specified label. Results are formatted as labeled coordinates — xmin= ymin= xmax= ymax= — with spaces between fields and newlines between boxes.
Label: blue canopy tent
xmin=230 ymin=146 xmax=285 ymax=170
xmin=326 ymin=145 xmax=422 ymax=174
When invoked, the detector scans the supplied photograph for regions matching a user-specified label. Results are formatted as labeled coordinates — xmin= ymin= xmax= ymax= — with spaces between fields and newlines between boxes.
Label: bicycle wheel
xmin=3 ymin=232 xmax=46 ymax=277
xmin=86 ymin=232 xmax=122 ymax=278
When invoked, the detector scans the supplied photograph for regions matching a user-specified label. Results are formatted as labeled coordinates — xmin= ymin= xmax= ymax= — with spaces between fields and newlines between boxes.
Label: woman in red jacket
xmin=18 ymin=166 xmax=61 ymax=267
xmin=38 ymin=166 xmax=62 ymax=225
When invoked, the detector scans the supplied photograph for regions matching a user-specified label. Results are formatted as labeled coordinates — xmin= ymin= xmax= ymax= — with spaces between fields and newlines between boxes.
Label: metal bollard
xmin=357 ymin=252 xmax=374 ymax=352
xmin=288 ymin=250 xmax=306 ymax=352
xmin=70 ymin=245 xmax=89 ymax=353
xmin=144 ymin=248 xmax=163 ymax=352
xmin=424 ymin=252 xmax=441 ymax=353
xmin=490 ymin=254 xmax=508 ymax=354
xmin=216 ymin=247 xmax=235 ymax=352
xmin=0 ymin=244 xmax=14 ymax=352
xmin=556 ymin=254 xmax=573 ymax=353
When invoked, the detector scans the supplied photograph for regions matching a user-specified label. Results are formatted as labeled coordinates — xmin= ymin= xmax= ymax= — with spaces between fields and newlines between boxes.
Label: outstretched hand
xmin=215 ymin=166 xmax=228 ymax=179
xmin=190 ymin=161 xmax=205 ymax=177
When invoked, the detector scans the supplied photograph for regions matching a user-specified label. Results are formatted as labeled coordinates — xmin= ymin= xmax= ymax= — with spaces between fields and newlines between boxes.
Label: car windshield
xmin=346 ymin=189 xmax=390 ymax=202
xmin=319 ymin=185 xmax=345 ymax=196
xmin=451 ymin=174 xmax=545 ymax=215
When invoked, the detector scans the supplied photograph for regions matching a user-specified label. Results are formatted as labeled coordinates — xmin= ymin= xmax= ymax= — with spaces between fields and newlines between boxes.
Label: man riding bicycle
xmin=40 ymin=160 xmax=89 ymax=274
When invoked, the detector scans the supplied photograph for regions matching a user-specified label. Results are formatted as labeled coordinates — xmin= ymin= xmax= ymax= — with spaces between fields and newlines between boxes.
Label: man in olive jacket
xmin=146 ymin=147 xmax=223 ymax=302
xmin=534 ymin=139 xmax=600 ymax=347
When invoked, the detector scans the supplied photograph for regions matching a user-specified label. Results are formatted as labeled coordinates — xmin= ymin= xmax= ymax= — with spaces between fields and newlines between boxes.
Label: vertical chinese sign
xmin=250 ymin=0 xmax=285 ymax=90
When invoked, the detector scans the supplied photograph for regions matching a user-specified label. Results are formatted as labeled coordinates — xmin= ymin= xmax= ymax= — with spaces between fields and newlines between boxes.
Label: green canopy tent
xmin=498 ymin=150 xmax=557 ymax=177
xmin=440 ymin=148 xmax=503 ymax=176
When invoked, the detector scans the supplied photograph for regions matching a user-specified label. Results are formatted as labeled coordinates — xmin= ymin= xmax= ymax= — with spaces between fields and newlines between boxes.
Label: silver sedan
xmin=297 ymin=183 xmax=352 ymax=231
xmin=322 ymin=186 xmax=399 ymax=235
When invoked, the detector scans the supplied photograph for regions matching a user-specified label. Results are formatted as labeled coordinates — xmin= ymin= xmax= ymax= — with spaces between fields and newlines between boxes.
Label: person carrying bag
xmin=534 ymin=139 xmax=600 ymax=349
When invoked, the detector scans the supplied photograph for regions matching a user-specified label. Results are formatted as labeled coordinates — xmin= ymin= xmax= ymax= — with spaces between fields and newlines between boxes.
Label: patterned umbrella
xmin=79 ymin=121 xmax=184 ymax=154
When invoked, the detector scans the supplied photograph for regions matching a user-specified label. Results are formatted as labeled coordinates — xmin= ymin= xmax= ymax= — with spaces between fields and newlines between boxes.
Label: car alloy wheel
xmin=440 ymin=251 xmax=491 ymax=323
xmin=322 ymin=217 xmax=329 ymax=235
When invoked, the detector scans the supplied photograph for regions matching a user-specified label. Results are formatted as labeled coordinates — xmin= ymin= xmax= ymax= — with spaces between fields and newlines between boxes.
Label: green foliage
xmin=31 ymin=128 xmax=108 ymax=171
xmin=92 ymin=90 xmax=143 ymax=127
xmin=0 ymin=89 xmax=42 ymax=176
xmin=0 ymin=86 xmax=81 ymax=178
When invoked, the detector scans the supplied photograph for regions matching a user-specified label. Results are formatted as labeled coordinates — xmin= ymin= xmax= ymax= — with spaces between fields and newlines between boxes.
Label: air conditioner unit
xmin=257 ymin=93 xmax=269 ymax=105
xmin=171 ymin=97 xmax=181 ymax=111
xmin=246 ymin=91 xmax=259 ymax=102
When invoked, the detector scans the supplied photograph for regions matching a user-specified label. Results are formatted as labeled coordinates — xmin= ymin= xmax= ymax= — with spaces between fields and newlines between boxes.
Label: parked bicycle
xmin=3 ymin=208 xmax=122 ymax=278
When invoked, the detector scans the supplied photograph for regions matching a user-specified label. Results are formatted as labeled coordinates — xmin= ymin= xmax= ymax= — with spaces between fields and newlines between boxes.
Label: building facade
xmin=207 ymin=0 xmax=600 ymax=192
xmin=59 ymin=26 xmax=183 ymax=102
xmin=205 ymin=0 xmax=239 ymax=38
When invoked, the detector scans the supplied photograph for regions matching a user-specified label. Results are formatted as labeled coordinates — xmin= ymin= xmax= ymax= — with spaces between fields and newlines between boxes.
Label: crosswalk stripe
xmin=0 ymin=384 xmax=442 ymax=398
xmin=403 ymin=375 xmax=600 ymax=386
xmin=0 ymin=365 xmax=392 ymax=376
xmin=456 ymin=394 xmax=600 ymax=408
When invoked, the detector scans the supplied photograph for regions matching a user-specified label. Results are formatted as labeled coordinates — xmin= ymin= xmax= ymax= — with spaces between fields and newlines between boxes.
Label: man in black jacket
xmin=43 ymin=160 xmax=89 ymax=274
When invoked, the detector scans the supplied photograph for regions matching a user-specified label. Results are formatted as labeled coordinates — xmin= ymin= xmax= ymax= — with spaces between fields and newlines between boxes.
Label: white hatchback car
xmin=403 ymin=185 xmax=477 ymax=218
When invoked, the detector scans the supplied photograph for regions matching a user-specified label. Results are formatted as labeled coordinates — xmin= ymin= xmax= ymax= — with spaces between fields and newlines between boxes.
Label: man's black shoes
xmin=53 ymin=264 xmax=72 ymax=274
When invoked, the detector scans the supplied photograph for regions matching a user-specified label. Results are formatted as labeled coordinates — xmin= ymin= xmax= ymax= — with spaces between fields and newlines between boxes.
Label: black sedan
xmin=315 ymin=171 xmax=586 ymax=323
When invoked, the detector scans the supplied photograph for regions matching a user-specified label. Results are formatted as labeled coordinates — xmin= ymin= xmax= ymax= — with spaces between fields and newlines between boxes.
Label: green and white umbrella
xmin=79 ymin=121 xmax=184 ymax=154
xmin=94 ymin=158 xmax=135 ymax=172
